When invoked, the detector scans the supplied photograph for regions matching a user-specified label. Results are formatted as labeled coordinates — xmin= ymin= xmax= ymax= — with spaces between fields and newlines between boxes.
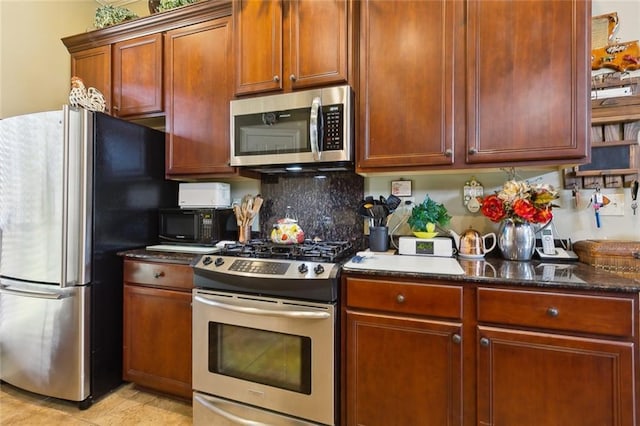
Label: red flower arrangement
xmin=479 ymin=180 xmax=559 ymax=224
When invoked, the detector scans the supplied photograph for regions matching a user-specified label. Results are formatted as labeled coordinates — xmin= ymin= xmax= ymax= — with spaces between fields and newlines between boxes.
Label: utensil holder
xmin=369 ymin=226 xmax=389 ymax=252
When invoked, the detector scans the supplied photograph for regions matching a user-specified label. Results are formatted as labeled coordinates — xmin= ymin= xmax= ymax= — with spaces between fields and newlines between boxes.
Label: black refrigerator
xmin=0 ymin=106 xmax=178 ymax=408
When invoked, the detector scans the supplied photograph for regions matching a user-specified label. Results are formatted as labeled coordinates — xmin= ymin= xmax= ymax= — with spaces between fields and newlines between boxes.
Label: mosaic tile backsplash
xmin=259 ymin=172 xmax=365 ymax=249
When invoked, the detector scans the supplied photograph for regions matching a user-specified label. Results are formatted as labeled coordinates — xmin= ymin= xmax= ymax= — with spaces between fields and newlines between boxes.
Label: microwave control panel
xmin=323 ymin=104 xmax=344 ymax=150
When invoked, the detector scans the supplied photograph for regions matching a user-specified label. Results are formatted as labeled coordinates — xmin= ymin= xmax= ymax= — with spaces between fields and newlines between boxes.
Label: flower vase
xmin=498 ymin=218 xmax=536 ymax=260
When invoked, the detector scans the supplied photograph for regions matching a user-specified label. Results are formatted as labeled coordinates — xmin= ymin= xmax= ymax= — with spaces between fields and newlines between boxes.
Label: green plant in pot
xmin=407 ymin=195 xmax=451 ymax=238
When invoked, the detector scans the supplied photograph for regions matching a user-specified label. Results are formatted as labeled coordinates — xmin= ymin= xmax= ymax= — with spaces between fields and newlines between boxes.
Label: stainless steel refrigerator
xmin=0 ymin=106 xmax=177 ymax=408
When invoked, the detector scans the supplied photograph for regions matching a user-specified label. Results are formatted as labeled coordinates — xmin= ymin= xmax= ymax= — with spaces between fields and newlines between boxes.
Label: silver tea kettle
xmin=449 ymin=226 xmax=496 ymax=257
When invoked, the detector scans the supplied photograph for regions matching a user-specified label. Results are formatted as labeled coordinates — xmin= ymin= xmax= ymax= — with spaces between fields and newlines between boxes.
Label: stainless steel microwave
xmin=230 ymin=85 xmax=353 ymax=172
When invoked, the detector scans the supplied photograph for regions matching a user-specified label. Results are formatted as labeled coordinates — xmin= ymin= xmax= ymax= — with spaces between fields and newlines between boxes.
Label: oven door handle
xmin=194 ymin=295 xmax=331 ymax=319
xmin=194 ymin=393 xmax=268 ymax=426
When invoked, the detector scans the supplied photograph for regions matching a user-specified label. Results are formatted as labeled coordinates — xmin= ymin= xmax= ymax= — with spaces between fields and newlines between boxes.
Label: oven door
xmin=192 ymin=289 xmax=335 ymax=426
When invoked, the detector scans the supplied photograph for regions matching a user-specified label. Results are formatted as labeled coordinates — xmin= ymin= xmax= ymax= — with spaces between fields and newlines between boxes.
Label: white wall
xmin=0 ymin=0 xmax=150 ymax=118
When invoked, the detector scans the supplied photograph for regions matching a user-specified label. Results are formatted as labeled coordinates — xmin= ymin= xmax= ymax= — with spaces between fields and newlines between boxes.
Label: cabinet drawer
xmin=123 ymin=259 xmax=193 ymax=291
xmin=477 ymin=287 xmax=634 ymax=337
xmin=346 ymin=277 xmax=462 ymax=319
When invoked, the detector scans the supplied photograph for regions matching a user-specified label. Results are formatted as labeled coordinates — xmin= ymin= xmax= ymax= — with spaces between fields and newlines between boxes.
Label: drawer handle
xmin=452 ymin=334 xmax=462 ymax=344
xmin=546 ymin=307 xmax=559 ymax=317
xmin=396 ymin=294 xmax=405 ymax=304
xmin=154 ymin=271 xmax=165 ymax=279
xmin=480 ymin=337 xmax=490 ymax=347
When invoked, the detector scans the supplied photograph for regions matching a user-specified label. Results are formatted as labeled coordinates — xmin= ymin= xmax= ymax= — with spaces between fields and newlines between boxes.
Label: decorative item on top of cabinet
xmin=233 ymin=0 xmax=350 ymax=96
xmin=70 ymin=46 xmax=112 ymax=114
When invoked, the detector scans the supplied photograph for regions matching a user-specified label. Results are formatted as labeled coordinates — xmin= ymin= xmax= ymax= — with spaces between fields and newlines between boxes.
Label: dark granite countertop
xmin=343 ymin=256 xmax=640 ymax=293
xmin=119 ymin=248 xmax=640 ymax=293
xmin=117 ymin=248 xmax=201 ymax=265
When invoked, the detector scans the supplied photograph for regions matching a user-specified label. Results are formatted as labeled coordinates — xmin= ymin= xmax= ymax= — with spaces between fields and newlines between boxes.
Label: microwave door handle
xmin=194 ymin=295 xmax=331 ymax=319
xmin=310 ymin=96 xmax=323 ymax=160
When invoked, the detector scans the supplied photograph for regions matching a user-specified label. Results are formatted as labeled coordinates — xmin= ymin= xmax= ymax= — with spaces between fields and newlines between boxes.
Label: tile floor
xmin=0 ymin=381 xmax=192 ymax=425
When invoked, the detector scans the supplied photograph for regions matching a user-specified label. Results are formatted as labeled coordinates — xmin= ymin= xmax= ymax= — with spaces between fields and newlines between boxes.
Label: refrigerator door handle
xmin=0 ymin=284 xmax=69 ymax=300
xmin=61 ymin=105 xmax=71 ymax=288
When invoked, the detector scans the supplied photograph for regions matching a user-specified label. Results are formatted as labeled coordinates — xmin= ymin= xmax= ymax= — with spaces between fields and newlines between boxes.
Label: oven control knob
xmin=214 ymin=257 xmax=225 ymax=267
xmin=202 ymin=256 xmax=213 ymax=266
xmin=298 ymin=263 xmax=308 ymax=274
xmin=313 ymin=264 xmax=325 ymax=275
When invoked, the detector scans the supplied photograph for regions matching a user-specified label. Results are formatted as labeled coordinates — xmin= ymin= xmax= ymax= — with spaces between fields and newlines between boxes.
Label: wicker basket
xmin=573 ymin=240 xmax=640 ymax=279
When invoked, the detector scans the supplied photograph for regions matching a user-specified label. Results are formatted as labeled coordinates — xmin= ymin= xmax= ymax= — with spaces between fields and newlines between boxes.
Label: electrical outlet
xmin=400 ymin=196 xmax=415 ymax=206
xmin=599 ymin=193 xmax=625 ymax=216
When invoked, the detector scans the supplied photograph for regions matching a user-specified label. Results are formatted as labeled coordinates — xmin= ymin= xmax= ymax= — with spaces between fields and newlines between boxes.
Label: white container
xmin=178 ymin=182 xmax=230 ymax=208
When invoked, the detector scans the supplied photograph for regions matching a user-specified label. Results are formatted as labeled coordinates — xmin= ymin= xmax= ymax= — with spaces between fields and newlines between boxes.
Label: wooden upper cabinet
xmin=357 ymin=0 xmax=458 ymax=170
xmin=465 ymin=0 xmax=590 ymax=164
xmin=285 ymin=0 xmax=348 ymax=90
xmin=112 ymin=33 xmax=163 ymax=118
xmin=70 ymin=45 xmax=112 ymax=113
xmin=234 ymin=0 xmax=283 ymax=95
xmin=234 ymin=0 xmax=349 ymax=96
xmin=164 ymin=17 xmax=236 ymax=177
xmin=357 ymin=0 xmax=590 ymax=173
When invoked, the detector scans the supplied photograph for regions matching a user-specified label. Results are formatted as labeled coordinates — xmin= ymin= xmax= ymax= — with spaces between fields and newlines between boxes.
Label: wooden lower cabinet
xmin=343 ymin=277 xmax=463 ymax=425
xmin=342 ymin=275 xmax=639 ymax=425
xmin=346 ymin=312 xmax=462 ymax=425
xmin=123 ymin=259 xmax=193 ymax=399
xmin=476 ymin=287 xmax=637 ymax=426
xmin=477 ymin=326 xmax=635 ymax=426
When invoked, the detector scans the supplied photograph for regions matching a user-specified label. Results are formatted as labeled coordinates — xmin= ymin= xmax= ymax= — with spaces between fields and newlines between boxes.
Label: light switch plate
xmin=599 ymin=193 xmax=625 ymax=216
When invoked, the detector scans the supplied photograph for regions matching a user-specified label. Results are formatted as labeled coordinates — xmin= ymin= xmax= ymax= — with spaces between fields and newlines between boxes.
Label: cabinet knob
xmin=468 ymin=147 xmax=478 ymax=155
xmin=452 ymin=333 xmax=462 ymax=344
xmin=113 ymin=105 xmax=119 ymax=111
xmin=396 ymin=294 xmax=405 ymax=303
xmin=480 ymin=337 xmax=490 ymax=347
xmin=289 ymin=74 xmax=296 ymax=81
xmin=546 ymin=307 xmax=559 ymax=317
xmin=273 ymin=75 xmax=280 ymax=82
xmin=154 ymin=271 xmax=165 ymax=279
xmin=444 ymin=148 xmax=452 ymax=157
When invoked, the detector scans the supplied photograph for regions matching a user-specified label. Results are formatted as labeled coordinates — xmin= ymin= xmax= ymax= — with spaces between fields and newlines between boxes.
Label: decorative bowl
xmin=412 ymin=231 xmax=438 ymax=239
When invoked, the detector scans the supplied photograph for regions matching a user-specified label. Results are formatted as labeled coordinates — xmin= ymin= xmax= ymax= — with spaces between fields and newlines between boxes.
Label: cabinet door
xmin=70 ymin=45 xmax=112 ymax=114
xmin=477 ymin=326 xmax=635 ymax=426
xmin=285 ymin=0 xmax=348 ymax=90
xmin=123 ymin=284 xmax=192 ymax=399
xmin=345 ymin=311 xmax=462 ymax=425
xmin=112 ymin=34 xmax=163 ymax=118
xmin=165 ymin=17 xmax=236 ymax=176
xmin=233 ymin=0 xmax=283 ymax=95
xmin=357 ymin=0 xmax=458 ymax=171
xmin=465 ymin=0 xmax=590 ymax=164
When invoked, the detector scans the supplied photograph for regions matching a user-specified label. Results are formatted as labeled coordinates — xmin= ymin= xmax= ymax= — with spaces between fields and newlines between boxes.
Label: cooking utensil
xmin=234 ymin=194 xmax=263 ymax=242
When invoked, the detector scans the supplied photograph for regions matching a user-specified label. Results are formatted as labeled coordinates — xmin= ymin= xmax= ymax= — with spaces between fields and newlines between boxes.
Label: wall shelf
xmin=564 ymin=74 xmax=640 ymax=189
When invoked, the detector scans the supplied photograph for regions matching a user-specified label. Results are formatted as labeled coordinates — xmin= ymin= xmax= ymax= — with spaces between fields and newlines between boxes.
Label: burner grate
xmin=218 ymin=240 xmax=354 ymax=262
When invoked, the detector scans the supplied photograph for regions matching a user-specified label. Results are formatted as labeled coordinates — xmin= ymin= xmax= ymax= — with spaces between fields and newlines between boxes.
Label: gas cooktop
xmin=216 ymin=239 xmax=355 ymax=263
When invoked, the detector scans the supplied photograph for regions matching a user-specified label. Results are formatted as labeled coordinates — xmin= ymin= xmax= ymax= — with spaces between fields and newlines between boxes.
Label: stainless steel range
xmin=191 ymin=240 xmax=354 ymax=426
